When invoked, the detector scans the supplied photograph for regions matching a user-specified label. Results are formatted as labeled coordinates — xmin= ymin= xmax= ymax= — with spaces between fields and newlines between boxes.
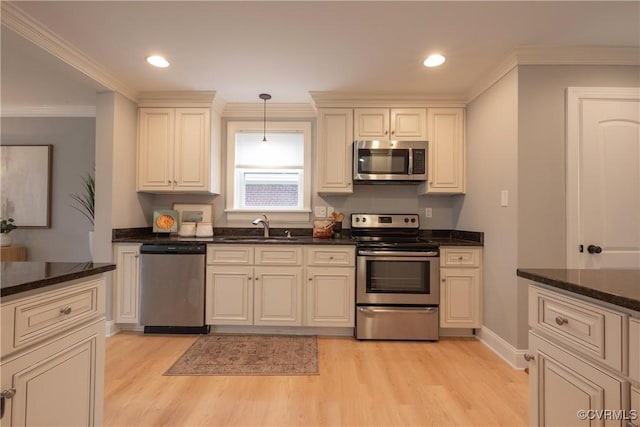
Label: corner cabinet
xmin=113 ymin=243 xmax=141 ymax=324
xmin=0 ymin=277 xmax=106 ymax=427
xmin=439 ymin=246 xmax=482 ymax=329
xmin=316 ymin=108 xmax=354 ymax=194
xmin=354 ymin=108 xmax=426 ymax=141
xmin=419 ymin=108 xmax=465 ymax=195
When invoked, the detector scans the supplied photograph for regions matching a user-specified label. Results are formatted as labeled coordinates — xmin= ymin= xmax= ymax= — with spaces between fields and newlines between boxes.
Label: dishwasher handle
xmin=140 ymin=244 xmax=206 ymax=254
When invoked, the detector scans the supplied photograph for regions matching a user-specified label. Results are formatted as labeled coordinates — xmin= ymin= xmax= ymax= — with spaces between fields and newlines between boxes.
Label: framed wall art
xmin=0 ymin=145 xmax=52 ymax=227
xmin=172 ymin=203 xmax=214 ymax=224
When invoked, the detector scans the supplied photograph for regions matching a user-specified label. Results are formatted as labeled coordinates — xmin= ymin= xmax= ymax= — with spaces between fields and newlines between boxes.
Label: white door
xmin=567 ymin=87 xmax=640 ymax=269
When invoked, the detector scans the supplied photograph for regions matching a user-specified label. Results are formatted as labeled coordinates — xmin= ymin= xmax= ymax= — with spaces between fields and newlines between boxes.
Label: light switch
xmin=425 ymin=208 xmax=432 ymax=218
xmin=501 ymin=190 xmax=509 ymax=207
xmin=314 ymin=206 xmax=327 ymax=217
xmin=327 ymin=206 xmax=335 ymax=217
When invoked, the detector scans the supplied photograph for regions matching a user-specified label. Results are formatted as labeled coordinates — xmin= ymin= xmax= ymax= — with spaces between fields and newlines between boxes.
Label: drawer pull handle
xmin=555 ymin=316 xmax=568 ymax=326
xmin=60 ymin=306 xmax=72 ymax=315
xmin=458 ymin=256 xmax=464 ymax=260
xmin=524 ymin=353 xmax=535 ymax=362
xmin=1 ymin=388 xmax=16 ymax=420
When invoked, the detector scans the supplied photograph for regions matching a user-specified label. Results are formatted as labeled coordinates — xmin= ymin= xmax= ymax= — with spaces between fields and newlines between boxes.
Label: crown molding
xmin=465 ymin=46 xmax=640 ymax=103
xmin=222 ymin=103 xmax=317 ymax=119
xmin=309 ymin=91 xmax=466 ymax=109
xmin=2 ymin=2 xmax=138 ymax=102
xmin=1 ymin=105 xmax=96 ymax=118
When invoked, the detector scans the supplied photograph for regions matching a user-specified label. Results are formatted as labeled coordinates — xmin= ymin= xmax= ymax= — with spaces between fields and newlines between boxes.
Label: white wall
xmin=453 ymin=68 xmax=520 ymax=346
xmin=1 ymin=117 xmax=95 ymax=261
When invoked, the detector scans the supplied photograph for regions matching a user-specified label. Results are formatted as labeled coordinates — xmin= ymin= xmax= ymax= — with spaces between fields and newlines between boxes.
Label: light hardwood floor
xmin=105 ymin=333 xmax=528 ymax=427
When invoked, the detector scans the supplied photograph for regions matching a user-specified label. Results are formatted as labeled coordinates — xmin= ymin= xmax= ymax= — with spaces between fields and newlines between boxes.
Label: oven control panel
xmin=351 ymin=214 xmax=419 ymax=228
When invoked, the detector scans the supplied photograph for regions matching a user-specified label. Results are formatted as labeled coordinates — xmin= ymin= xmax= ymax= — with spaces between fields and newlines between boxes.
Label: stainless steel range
xmin=352 ymin=213 xmax=440 ymax=340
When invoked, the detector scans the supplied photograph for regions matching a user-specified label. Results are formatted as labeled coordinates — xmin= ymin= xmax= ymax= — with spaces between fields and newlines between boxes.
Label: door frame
xmin=566 ymin=86 xmax=640 ymax=268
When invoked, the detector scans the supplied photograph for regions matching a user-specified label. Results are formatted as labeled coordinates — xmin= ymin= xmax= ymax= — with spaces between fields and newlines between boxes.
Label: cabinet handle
xmin=442 ymin=278 xmax=446 ymax=282
xmin=524 ymin=353 xmax=535 ymax=362
xmin=60 ymin=306 xmax=72 ymax=315
xmin=384 ymin=130 xmax=389 ymax=135
xmin=458 ymin=256 xmax=464 ymax=260
xmin=308 ymin=278 xmax=313 ymax=281
xmin=1 ymin=388 xmax=16 ymax=420
xmin=555 ymin=316 xmax=568 ymax=326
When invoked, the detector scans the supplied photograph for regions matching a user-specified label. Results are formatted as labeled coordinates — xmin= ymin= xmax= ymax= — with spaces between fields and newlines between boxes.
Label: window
xmin=226 ymin=121 xmax=311 ymax=222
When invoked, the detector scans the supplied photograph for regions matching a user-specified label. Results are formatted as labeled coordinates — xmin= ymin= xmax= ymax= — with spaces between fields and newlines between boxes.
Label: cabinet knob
xmin=524 ymin=353 xmax=535 ymax=362
xmin=458 ymin=256 xmax=464 ymax=260
xmin=555 ymin=316 xmax=568 ymax=326
xmin=391 ymin=130 xmax=395 ymax=136
xmin=60 ymin=306 xmax=72 ymax=315
xmin=308 ymin=278 xmax=313 ymax=282
xmin=1 ymin=388 xmax=16 ymax=420
xmin=442 ymin=278 xmax=446 ymax=283
xmin=384 ymin=130 xmax=389 ymax=135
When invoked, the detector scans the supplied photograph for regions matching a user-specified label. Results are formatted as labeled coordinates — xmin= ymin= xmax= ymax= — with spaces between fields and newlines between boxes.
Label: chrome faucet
xmin=252 ymin=214 xmax=270 ymax=237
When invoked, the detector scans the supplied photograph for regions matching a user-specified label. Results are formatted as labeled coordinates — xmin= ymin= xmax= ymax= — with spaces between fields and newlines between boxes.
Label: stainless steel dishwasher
xmin=139 ymin=243 xmax=209 ymax=334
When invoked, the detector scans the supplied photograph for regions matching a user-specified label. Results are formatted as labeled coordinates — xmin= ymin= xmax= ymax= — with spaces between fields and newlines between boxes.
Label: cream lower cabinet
xmin=1 ymin=277 xmax=106 ymax=427
xmin=206 ymin=245 xmax=303 ymax=327
xmin=316 ymin=108 xmax=354 ymax=194
xmin=527 ymin=284 xmax=636 ymax=427
xmin=305 ymin=247 xmax=356 ymax=327
xmin=113 ymin=243 xmax=141 ymax=324
xmin=439 ymin=246 xmax=482 ymax=329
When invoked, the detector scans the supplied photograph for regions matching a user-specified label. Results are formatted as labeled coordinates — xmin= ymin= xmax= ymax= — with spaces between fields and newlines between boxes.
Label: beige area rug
xmin=164 ymin=334 xmax=319 ymax=376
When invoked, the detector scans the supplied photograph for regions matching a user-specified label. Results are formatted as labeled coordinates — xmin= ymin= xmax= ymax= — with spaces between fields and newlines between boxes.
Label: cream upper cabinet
xmin=354 ymin=108 xmax=426 ymax=141
xmin=113 ymin=243 xmax=141 ymax=324
xmin=419 ymin=108 xmax=465 ymax=195
xmin=316 ymin=108 xmax=354 ymax=194
xmin=439 ymin=246 xmax=482 ymax=329
xmin=137 ymin=106 xmax=219 ymax=193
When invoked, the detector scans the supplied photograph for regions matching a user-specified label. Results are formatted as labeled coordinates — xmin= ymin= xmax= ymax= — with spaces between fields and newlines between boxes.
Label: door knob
xmin=587 ymin=245 xmax=602 ymax=254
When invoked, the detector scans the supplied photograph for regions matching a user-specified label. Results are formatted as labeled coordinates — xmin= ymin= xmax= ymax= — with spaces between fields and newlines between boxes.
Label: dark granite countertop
xmin=517 ymin=268 xmax=640 ymax=313
xmin=1 ymin=262 xmax=116 ymax=298
xmin=112 ymin=227 xmax=483 ymax=247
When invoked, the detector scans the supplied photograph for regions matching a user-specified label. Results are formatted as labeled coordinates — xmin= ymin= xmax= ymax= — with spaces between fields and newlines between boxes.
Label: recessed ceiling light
xmin=423 ymin=54 xmax=446 ymax=68
xmin=146 ymin=55 xmax=170 ymax=68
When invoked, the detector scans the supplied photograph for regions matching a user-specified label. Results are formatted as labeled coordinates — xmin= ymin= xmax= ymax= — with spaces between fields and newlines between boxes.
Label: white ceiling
xmin=2 ymin=1 xmax=639 ymax=109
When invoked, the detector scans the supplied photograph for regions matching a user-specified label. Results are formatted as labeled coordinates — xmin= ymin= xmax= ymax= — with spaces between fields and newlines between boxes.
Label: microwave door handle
xmin=408 ymin=148 xmax=413 ymax=175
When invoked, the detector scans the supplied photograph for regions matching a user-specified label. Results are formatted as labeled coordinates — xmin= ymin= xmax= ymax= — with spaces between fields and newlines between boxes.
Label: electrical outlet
xmin=425 ymin=208 xmax=433 ymax=218
xmin=314 ymin=206 xmax=327 ymax=217
xmin=327 ymin=206 xmax=335 ymax=217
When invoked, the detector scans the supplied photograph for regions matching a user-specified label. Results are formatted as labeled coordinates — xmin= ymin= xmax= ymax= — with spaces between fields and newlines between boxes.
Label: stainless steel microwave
xmin=353 ymin=140 xmax=427 ymax=183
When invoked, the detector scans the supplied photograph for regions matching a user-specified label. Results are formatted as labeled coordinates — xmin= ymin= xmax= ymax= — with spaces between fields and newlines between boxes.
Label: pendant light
xmin=259 ymin=93 xmax=271 ymax=142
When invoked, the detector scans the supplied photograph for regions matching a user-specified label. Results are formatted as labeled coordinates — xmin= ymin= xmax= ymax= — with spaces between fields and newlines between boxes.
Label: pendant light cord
xmin=259 ymin=93 xmax=271 ymax=142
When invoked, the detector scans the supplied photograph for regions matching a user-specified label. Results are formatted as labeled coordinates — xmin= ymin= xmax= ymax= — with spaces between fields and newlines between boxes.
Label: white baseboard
xmin=475 ymin=326 xmax=528 ymax=370
xmin=105 ymin=320 xmax=118 ymax=337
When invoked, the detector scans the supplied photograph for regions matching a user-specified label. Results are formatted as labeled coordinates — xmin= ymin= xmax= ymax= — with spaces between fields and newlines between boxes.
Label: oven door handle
xmin=358 ymin=250 xmax=439 ymax=257
xmin=358 ymin=307 xmax=438 ymax=314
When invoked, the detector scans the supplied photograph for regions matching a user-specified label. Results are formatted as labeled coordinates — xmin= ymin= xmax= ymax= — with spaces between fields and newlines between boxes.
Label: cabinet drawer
xmin=1 ymin=278 xmax=105 ymax=357
xmin=528 ymin=285 xmax=626 ymax=372
xmin=255 ymin=246 xmax=302 ymax=266
xmin=207 ymin=245 xmax=253 ymax=265
xmin=305 ymin=247 xmax=355 ymax=267
xmin=440 ymin=247 xmax=481 ymax=267
xmin=631 ymin=318 xmax=640 ymax=383
xmin=632 ymin=387 xmax=640 ymax=427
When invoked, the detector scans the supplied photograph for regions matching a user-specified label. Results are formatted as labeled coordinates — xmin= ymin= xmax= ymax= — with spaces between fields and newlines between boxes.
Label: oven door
xmin=356 ymin=251 xmax=440 ymax=305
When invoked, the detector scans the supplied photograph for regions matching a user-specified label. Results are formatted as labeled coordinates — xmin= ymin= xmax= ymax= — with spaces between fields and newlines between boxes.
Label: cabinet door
xmin=631 ymin=318 xmax=639 ymax=383
xmin=424 ymin=108 xmax=465 ymax=194
xmin=354 ymin=108 xmax=389 ymax=140
xmin=253 ymin=267 xmax=303 ymax=326
xmin=137 ymin=108 xmax=174 ymax=191
xmin=1 ymin=320 xmax=104 ymax=427
xmin=440 ymin=267 xmax=481 ymax=328
xmin=205 ymin=266 xmax=253 ymax=325
xmin=114 ymin=243 xmax=141 ymax=324
xmin=305 ymin=267 xmax=355 ymax=327
xmin=316 ymin=108 xmax=354 ymax=194
xmin=391 ymin=108 xmax=427 ymax=140
xmin=174 ymin=108 xmax=211 ymax=191
xmin=528 ymin=332 xmax=627 ymax=427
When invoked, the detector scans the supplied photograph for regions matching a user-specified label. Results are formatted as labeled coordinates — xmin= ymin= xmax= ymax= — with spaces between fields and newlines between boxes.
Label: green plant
xmin=70 ymin=170 xmax=95 ymax=226
xmin=0 ymin=218 xmax=17 ymax=234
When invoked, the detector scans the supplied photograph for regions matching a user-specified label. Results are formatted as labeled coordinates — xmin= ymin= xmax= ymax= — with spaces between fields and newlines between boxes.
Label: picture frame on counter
xmin=153 ymin=209 xmax=179 ymax=233
xmin=172 ymin=203 xmax=214 ymax=224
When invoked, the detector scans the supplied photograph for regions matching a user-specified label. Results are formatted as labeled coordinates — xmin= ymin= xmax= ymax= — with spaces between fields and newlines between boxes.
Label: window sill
xmin=225 ymin=210 xmax=311 ymax=223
